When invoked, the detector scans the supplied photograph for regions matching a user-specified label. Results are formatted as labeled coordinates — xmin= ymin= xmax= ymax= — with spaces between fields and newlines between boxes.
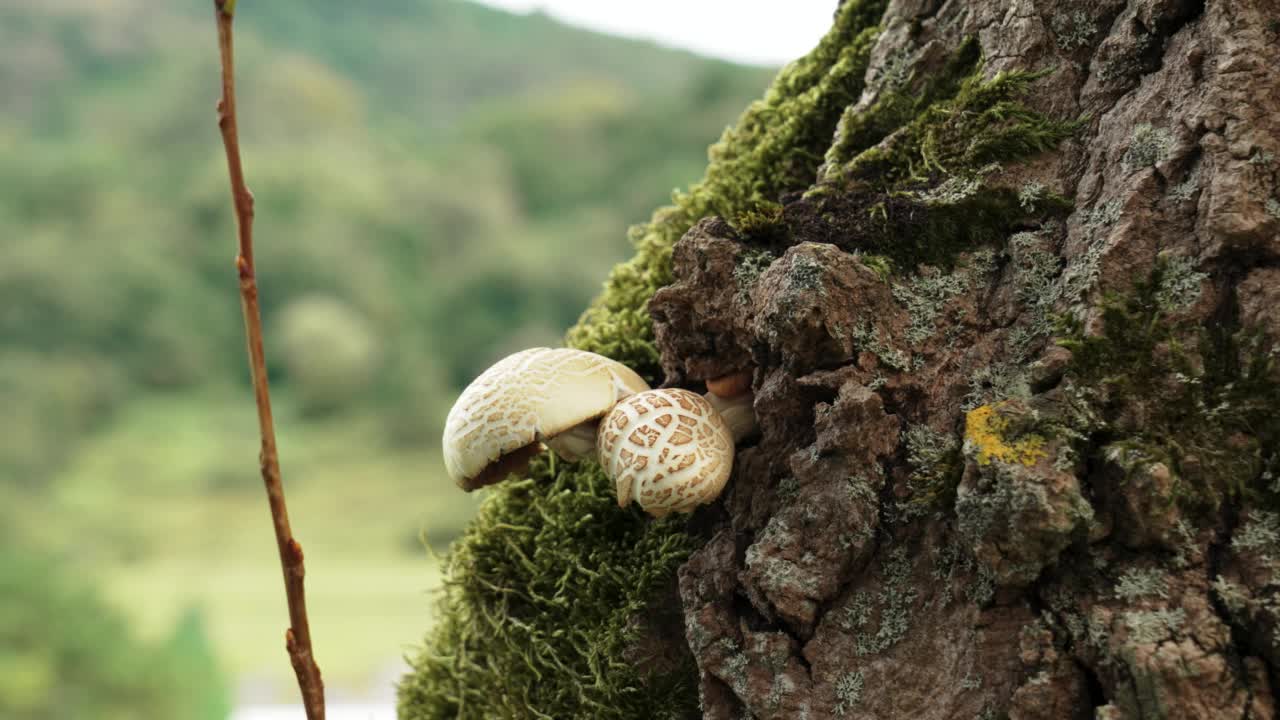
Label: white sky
xmin=471 ymin=0 xmax=842 ymax=66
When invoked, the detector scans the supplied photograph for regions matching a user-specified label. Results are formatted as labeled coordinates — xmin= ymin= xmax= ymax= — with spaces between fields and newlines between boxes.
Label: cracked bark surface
xmin=643 ymin=0 xmax=1280 ymax=717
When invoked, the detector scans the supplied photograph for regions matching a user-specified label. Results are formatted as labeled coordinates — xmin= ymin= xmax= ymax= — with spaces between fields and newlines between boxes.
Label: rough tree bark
xmin=645 ymin=0 xmax=1280 ymax=718
xmin=400 ymin=0 xmax=1279 ymax=717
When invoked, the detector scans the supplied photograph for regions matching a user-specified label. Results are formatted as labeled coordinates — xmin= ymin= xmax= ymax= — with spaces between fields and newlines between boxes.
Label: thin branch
xmin=212 ymin=2 xmax=325 ymax=717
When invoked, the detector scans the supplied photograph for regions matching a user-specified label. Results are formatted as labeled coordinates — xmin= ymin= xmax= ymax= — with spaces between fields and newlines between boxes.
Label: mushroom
xmin=705 ymin=370 xmax=751 ymax=398
xmin=703 ymin=369 xmax=757 ymax=443
xmin=443 ymin=349 xmax=761 ymax=517
xmin=442 ymin=347 xmax=649 ymax=490
xmin=597 ymin=388 xmax=735 ymax=517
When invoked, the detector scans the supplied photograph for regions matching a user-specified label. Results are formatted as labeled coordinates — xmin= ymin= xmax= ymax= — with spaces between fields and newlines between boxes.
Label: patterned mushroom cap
xmin=597 ymin=388 xmax=735 ymax=517
xmin=443 ymin=347 xmax=649 ymax=490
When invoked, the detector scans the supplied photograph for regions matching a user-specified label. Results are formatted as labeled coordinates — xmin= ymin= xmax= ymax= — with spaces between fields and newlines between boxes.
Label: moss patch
xmin=1059 ymin=261 xmax=1280 ymax=514
xmin=789 ymin=48 xmax=1079 ymax=270
xmin=823 ymin=36 xmax=983 ymax=173
xmin=398 ymin=458 xmax=697 ymax=719
xmin=828 ymin=65 xmax=1082 ymax=189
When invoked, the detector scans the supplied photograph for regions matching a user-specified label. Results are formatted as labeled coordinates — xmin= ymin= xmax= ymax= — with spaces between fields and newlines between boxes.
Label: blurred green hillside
xmin=0 ymin=0 xmax=775 ymax=704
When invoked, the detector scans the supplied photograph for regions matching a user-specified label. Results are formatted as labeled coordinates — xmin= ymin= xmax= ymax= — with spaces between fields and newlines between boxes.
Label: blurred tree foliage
xmin=0 ymin=539 xmax=230 ymax=719
xmin=0 ymin=0 xmax=775 ymax=699
xmin=0 ymin=0 xmax=772 ymax=486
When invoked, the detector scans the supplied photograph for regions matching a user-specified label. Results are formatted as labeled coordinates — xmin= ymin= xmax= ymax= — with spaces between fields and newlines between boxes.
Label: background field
xmin=0 ymin=0 xmax=775 ymax=713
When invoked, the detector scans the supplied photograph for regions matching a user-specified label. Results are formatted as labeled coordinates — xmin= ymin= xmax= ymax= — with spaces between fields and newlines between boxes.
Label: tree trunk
xmin=400 ymin=1 xmax=1280 ymax=717
xmin=648 ymin=0 xmax=1280 ymax=717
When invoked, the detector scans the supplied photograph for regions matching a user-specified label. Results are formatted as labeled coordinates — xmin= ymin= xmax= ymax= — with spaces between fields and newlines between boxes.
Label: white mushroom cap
xmin=597 ymin=388 xmax=735 ymax=517
xmin=443 ymin=347 xmax=649 ymax=490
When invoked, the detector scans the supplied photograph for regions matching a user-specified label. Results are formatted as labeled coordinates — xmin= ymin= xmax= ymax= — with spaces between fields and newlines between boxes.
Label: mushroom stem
xmin=703 ymin=390 xmax=757 ymax=444
xmin=544 ymin=420 xmax=599 ymax=462
xmin=706 ymin=369 xmax=752 ymax=399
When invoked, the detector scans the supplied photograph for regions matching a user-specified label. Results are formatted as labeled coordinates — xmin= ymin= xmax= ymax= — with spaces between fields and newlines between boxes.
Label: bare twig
xmin=212 ymin=1 xmax=325 ymax=717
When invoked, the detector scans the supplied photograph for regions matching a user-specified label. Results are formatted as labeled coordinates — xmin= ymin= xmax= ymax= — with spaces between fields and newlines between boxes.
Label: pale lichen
xmin=1210 ymin=576 xmax=1249 ymax=614
xmin=1018 ymin=181 xmax=1046 ymax=211
xmin=893 ymin=271 xmax=969 ymax=345
xmin=1124 ymin=608 xmax=1185 ymax=643
xmin=1122 ymin=124 xmax=1173 ymax=171
xmin=1006 ymin=229 xmax=1063 ymax=358
xmin=834 ymin=671 xmax=865 ymax=714
xmin=1152 ymin=255 xmax=1205 ymax=310
xmin=1114 ymin=567 xmax=1169 ymax=601
xmin=734 ymin=248 xmax=778 ymax=291
xmin=851 ymin=321 xmax=911 ymax=371
xmin=852 ymin=546 xmax=918 ymax=656
xmin=917 ymin=175 xmax=982 ymax=205
xmin=1051 ymin=10 xmax=1097 ymax=50
xmin=892 ymin=250 xmax=994 ymax=346
xmin=1168 ymin=167 xmax=1200 ymax=202
xmin=1233 ymin=511 xmax=1280 ymax=553
xmin=1248 ymin=150 xmax=1275 ymax=167
xmin=1083 ymin=198 xmax=1123 ymax=228
xmin=901 ymin=423 xmax=963 ymax=517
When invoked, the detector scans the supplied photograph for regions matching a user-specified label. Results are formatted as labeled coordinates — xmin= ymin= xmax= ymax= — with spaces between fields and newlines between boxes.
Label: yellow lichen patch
xmin=965 ymin=404 xmax=1047 ymax=466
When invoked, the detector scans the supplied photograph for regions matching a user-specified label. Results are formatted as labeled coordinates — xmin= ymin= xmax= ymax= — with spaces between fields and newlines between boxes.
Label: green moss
xmin=731 ymin=200 xmax=788 ymax=244
xmin=1059 ymin=260 xmax=1280 ymax=515
xmin=567 ymin=0 xmax=888 ymax=384
xmin=804 ymin=51 xmax=1080 ymax=270
xmin=830 ymin=63 xmax=1082 ymax=189
xmin=804 ymin=181 xmax=1070 ymax=272
xmin=823 ymin=36 xmax=983 ymax=172
xmin=398 ymin=457 xmax=698 ymax=720
xmin=859 ymin=253 xmax=895 ymax=279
